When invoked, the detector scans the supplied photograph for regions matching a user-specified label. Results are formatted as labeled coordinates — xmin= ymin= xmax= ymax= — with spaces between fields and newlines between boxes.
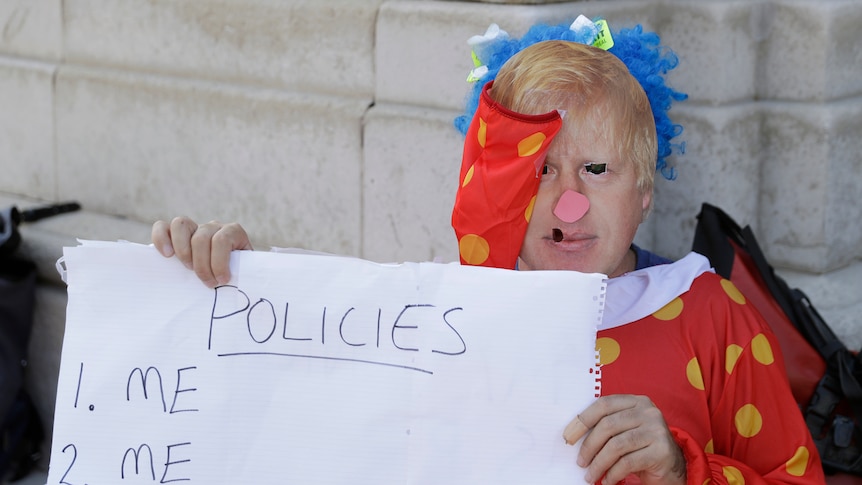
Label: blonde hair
xmin=489 ymin=40 xmax=658 ymax=196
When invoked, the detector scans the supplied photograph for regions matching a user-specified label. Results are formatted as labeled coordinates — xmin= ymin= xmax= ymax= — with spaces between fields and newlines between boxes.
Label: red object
xmin=600 ymin=272 xmax=827 ymax=484
xmin=728 ymin=240 xmax=826 ymax=407
xmin=451 ymin=81 xmax=562 ymax=269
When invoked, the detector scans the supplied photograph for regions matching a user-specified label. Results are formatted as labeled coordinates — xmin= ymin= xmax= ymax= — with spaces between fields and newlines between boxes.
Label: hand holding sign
xmin=151 ymin=217 xmax=253 ymax=288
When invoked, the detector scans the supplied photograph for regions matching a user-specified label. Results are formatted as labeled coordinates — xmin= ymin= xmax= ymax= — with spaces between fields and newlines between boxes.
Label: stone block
xmin=652 ymin=102 xmax=763 ymax=260
xmin=362 ymin=103 xmax=464 ymax=264
xmin=655 ymin=1 xmax=758 ymax=104
xmin=757 ymin=1 xmax=862 ymax=101
xmin=376 ymin=0 xmax=655 ymax=112
xmin=0 ymin=57 xmax=56 ymax=200
xmin=54 ymin=65 xmax=370 ymax=257
xmin=759 ymin=98 xmax=862 ymax=273
xmin=63 ymin=0 xmax=382 ymax=97
xmin=0 ymin=0 xmax=62 ymax=61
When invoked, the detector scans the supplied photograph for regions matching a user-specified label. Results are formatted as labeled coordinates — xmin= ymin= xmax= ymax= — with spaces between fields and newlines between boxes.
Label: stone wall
xmin=1 ymin=0 xmax=860 ymax=473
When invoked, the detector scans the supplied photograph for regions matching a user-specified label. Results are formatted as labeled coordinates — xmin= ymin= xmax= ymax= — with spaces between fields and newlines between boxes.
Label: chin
xmin=523 ymin=255 xmax=600 ymax=274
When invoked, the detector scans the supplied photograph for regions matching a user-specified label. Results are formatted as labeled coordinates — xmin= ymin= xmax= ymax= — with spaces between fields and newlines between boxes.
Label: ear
xmin=640 ymin=189 xmax=653 ymax=222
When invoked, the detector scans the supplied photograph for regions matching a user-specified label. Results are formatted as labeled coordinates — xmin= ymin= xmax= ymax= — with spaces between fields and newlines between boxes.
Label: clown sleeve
xmin=451 ymin=81 xmax=562 ymax=269
xmin=676 ymin=279 xmax=826 ymax=485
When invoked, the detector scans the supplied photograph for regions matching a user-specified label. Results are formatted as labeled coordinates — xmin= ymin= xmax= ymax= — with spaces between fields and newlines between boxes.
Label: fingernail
xmin=161 ymin=244 xmax=174 ymax=257
xmin=577 ymin=455 xmax=586 ymax=468
xmin=583 ymin=470 xmax=592 ymax=483
xmin=216 ymin=274 xmax=230 ymax=285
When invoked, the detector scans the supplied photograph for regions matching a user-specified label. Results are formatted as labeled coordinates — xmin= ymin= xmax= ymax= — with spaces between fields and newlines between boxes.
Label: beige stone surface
xmin=0 ymin=0 xmax=62 ymax=61
xmin=362 ymin=103 xmax=463 ymax=264
xmin=760 ymin=98 xmax=862 ymax=273
xmin=757 ymin=1 xmax=862 ymax=101
xmin=54 ymin=65 xmax=370 ymax=256
xmin=376 ymin=0 xmax=654 ymax=111
xmin=0 ymin=57 xmax=56 ymax=200
xmin=656 ymin=2 xmax=758 ymax=104
xmin=651 ymin=102 xmax=763 ymax=261
xmin=63 ymin=0 xmax=382 ymax=97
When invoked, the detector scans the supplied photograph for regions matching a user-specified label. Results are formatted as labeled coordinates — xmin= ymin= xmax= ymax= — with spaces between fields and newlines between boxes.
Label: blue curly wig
xmin=454 ymin=21 xmax=687 ymax=180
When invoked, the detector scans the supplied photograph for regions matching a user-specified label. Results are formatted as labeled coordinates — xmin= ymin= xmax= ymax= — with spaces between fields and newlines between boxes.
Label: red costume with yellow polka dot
xmin=599 ymin=258 xmax=825 ymax=484
xmin=451 ymin=19 xmax=826 ymax=485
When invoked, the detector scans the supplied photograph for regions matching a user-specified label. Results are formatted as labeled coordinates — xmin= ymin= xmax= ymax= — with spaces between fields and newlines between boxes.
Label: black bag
xmin=0 ymin=202 xmax=79 ymax=481
xmin=693 ymin=202 xmax=862 ymax=478
xmin=0 ymin=206 xmax=42 ymax=481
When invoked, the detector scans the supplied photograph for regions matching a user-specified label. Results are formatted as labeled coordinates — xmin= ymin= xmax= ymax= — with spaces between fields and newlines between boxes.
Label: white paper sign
xmin=48 ymin=243 xmax=605 ymax=484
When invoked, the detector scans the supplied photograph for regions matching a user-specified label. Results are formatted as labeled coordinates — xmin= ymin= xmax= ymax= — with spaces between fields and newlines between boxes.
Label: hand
xmin=152 ymin=217 xmax=253 ymax=288
xmin=563 ymin=395 xmax=686 ymax=485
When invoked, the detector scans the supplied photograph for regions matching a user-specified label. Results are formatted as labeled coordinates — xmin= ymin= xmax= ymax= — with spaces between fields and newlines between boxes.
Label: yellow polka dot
xmin=702 ymin=480 xmax=711 ymax=485
xmin=786 ymin=446 xmax=810 ymax=477
xmin=459 ymin=234 xmax=490 ymax=265
xmin=517 ymin=132 xmax=547 ymax=157
xmin=596 ymin=337 xmax=620 ymax=366
xmin=721 ymin=279 xmax=746 ymax=305
xmin=525 ymin=195 xmax=536 ymax=222
xmin=477 ymin=118 xmax=487 ymax=148
xmin=462 ymin=164 xmax=474 ymax=187
xmin=705 ymin=439 xmax=714 ymax=454
xmin=652 ymin=297 xmax=683 ymax=320
xmin=723 ymin=466 xmax=745 ymax=485
xmin=686 ymin=357 xmax=705 ymax=391
xmin=734 ymin=404 xmax=763 ymax=438
xmin=726 ymin=344 xmax=743 ymax=374
xmin=751 ymin=333 xmax=774 ymax=366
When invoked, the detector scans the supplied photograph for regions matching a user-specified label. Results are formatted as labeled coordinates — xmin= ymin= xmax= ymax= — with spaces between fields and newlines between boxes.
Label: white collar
xmin=600 ymin=252 xmax=713 ymax=330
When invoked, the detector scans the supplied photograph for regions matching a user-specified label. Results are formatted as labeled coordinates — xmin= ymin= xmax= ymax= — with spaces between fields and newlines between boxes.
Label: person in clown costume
xmin=152 ymin=16 xmax=826 ymax=485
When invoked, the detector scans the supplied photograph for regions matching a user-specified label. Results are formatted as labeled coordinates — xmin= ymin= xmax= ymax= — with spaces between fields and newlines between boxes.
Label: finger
xmin=577 ymin=396 xmax=646 ymax=467
xmin=584 ymin=427 xmax=647 ymax=484
xmin=578 ymin=395 xmax=640 ymax=429
xmin=563 ymin=414 xmax=588 ymax=445
xmin=190 ymin=222 xmax=221 ymax=287
xmin=210 ymin=222 xmax=253 ymax=285
xmin=598 ymin=443 xmax=646 ymax=485
xmin=151 ymin=220 xmax=174 ymax=257
xmin=598 ymin=437 xmax=683 ymax=485
xmin=169 ymin=217 xmax=199 ymax=269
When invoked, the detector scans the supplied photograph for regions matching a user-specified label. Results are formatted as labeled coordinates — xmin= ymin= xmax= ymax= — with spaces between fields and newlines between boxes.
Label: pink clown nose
xmin=553 ymin=190 xmax=590 ymax=223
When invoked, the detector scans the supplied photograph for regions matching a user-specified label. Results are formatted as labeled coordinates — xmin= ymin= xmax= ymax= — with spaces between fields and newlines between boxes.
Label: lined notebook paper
xmin=49 ymin=243 xmax=605 ymax=484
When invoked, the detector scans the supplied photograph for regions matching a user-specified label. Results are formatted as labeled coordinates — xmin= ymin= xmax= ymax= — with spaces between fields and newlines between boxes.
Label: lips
xmin=549 ymin=228 xmax=596 ymax=249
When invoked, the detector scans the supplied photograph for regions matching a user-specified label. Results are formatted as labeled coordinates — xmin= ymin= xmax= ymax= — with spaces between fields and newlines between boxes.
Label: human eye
xmin=539 ymin=163 xmax=557 ymax=183
xmin=584 ymin=163 xmax=607 ymax=175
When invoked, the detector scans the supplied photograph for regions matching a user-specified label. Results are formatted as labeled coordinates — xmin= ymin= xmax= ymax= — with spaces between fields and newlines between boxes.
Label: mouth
xmin=549 ymin=228 xmax=596 ymax=249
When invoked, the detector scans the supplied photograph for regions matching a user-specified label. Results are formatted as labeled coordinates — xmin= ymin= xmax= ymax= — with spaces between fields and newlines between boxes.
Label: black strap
xmin=836 ymin=351 xmax=862 ymax=427
xmin=19 ymin=201 xmax=80 ymax=223
xmin=692 ymin=203 xmax=737 ymax=279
